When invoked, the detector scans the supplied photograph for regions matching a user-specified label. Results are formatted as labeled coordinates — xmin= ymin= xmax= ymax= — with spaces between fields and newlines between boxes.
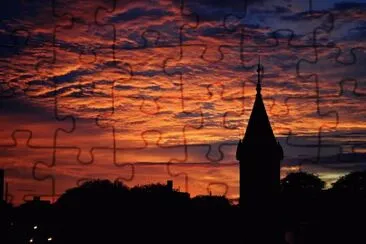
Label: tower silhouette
xmin=236 ymin=60 xmax=284 ymax=244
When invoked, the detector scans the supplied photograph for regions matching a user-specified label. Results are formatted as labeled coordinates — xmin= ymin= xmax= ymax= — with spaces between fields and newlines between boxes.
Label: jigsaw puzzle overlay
xmin=1 ymin=0 xmax=366 ymax=205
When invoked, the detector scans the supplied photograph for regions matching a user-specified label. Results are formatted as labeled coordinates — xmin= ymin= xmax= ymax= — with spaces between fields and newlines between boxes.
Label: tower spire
xmin=256 ymin=56 xmax=263 ymax=94
xmin=237 ymin=60 xmax=282 ymax=156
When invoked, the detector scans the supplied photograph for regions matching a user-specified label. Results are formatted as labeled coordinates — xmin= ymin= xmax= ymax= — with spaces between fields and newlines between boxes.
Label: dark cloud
xmin=185 ymin=0 xmax=264 ymax=9
xmin=115 ymin=84 xmax=135 ymax=91
xmin=333 ymin=2 xmax=366 ymax=10
xmin=111 ymin=7 xmax=173 ymax=23
xmin=346 ymin=26 xmax=366 ymax=41
xmin=274 ymin=5 xmax=291 ymax=14
xmin=53 ymin=69 xmax=94 ymax=84
xmin=132 ymin=69 xmax=164 ymax=77
xmin=0 ymin=96 xmax=54 ymax=118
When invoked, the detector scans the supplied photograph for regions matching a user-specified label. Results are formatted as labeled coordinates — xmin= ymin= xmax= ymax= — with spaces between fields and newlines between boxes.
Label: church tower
xmin=236 ymin=60 xmax=284 ymax=244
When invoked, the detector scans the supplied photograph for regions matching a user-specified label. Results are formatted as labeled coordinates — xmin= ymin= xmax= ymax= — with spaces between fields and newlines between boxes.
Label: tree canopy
xmin=331 ymin=170 xmax=366 ymax=193
xmin=281 ymin=171 xmax=325 ymax=193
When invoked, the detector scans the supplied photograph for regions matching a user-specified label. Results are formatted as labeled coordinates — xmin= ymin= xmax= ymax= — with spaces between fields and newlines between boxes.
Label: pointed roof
xmin=242 ymin=62 xmax=277 ymax=146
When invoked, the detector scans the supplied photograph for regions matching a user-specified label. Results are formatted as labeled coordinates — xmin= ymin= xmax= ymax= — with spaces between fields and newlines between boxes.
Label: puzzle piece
xmin=175 ymin=82 xmax=246 ymax=163
xmin=31 ymin=0 xmax=116 ymax=81
xmin=163 ymin=45 xmax=248 ymax=186
xmin=99 ymin=0 xmax=201 ymax=50
xmin=297 ymin=46 xmax=366 ymax=163
xmin=0 ymin=0 xmax=73 ymax=95
xmin=221 ymin=22 xmax=337 ymax=119
xmin=0 ymin=131 xmax=55 ymax=205
xmin=96 ymin=80 xmax=203 ymax=162
xmin=32 ymin=147 xmax=135 ymax=201
xmin=297 ymin=46 xmax=366 ymax=98
xmin=30 ymin=19 xmax=119 ymax=164
xmin=0 ymin=25 xmax=30 ymax=58
xmin=163 ymin=45 xmax=245 ymax=111
xmin=0 ymin=0 xmax=53 ymax=55
xmin=0 ymin=94 xmax=74 ymax=149
xmin=113 ymin=37 xmax=180 ymax=114
xmin=327 ymin=133 xmax=366 ymax=163
xmin=169 ymin=0 xmax=249 ymax=62
xmin=222 ymin=0 xmax=335 ymax=68
xmin=48 ymin=63 xmax=123 ymax=164
xmin=51 ymin=1 xmax=116 ymax=65
xmin=166 ymin=161 xmax=239 ymax=196
xmin=278 ymin=97 xmax=340 ymax=165
xmin=321 ymin=10 xmax=366 ymax=64
xmin=255 ymin=29 xmax=322 ymax=117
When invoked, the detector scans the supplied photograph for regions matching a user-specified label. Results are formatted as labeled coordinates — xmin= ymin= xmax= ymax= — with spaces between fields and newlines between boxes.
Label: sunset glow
xmin=1 ymin=0 xmax=366 ymax=205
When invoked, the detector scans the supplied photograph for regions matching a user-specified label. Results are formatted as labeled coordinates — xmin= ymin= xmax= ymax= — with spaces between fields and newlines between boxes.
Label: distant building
xmin=24 ymin=196 xmax=51 ymax=206
xmin=166 ymin=180 xmax=173 ymax=191
xmin=166 ymin=180 xmax=190 ymax=199
xmin=236 ymin=60 xmax=284 ymax=244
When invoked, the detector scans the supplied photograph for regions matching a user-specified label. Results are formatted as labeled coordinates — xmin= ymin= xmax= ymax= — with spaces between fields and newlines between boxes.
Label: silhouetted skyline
xmin=3 ymin=170 xmax=366 ymax=244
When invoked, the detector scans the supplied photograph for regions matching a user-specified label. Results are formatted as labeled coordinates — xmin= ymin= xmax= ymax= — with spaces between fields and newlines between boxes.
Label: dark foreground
xmin=1 ymin=171 xmax=366 ymax=244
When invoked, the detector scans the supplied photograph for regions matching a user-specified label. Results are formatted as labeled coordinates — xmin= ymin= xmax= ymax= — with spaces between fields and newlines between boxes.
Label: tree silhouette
xmin=280 ymin=172 xmax=325 ymax=229
xmin=331 ymin=170 xmax=366 ymax=194
xmin=55 ymin=179 xmax=130 ymax=208
xmin=191 ymin=195 xmax=231 ymax=210
xmin=281 ymin=172 xmax=325 ymax=194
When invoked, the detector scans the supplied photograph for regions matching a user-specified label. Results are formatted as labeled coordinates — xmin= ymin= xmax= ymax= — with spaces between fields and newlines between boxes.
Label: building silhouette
xmin=236 ymin=61 xmax=284 ymax=244
xmin=166 ymin=180 xmax=173 ymax=191
xmin=0 ymin=169 xmax=4 ymax=202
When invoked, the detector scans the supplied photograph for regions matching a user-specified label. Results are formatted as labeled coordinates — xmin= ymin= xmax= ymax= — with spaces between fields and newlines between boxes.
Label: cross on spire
xmin=256 ymin=56 xmax=264 ymax=94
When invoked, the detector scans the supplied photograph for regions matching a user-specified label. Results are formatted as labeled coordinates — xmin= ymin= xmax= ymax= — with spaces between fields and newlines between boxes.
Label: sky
xmin=1 ymin=0 xmax=366 ymax=205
